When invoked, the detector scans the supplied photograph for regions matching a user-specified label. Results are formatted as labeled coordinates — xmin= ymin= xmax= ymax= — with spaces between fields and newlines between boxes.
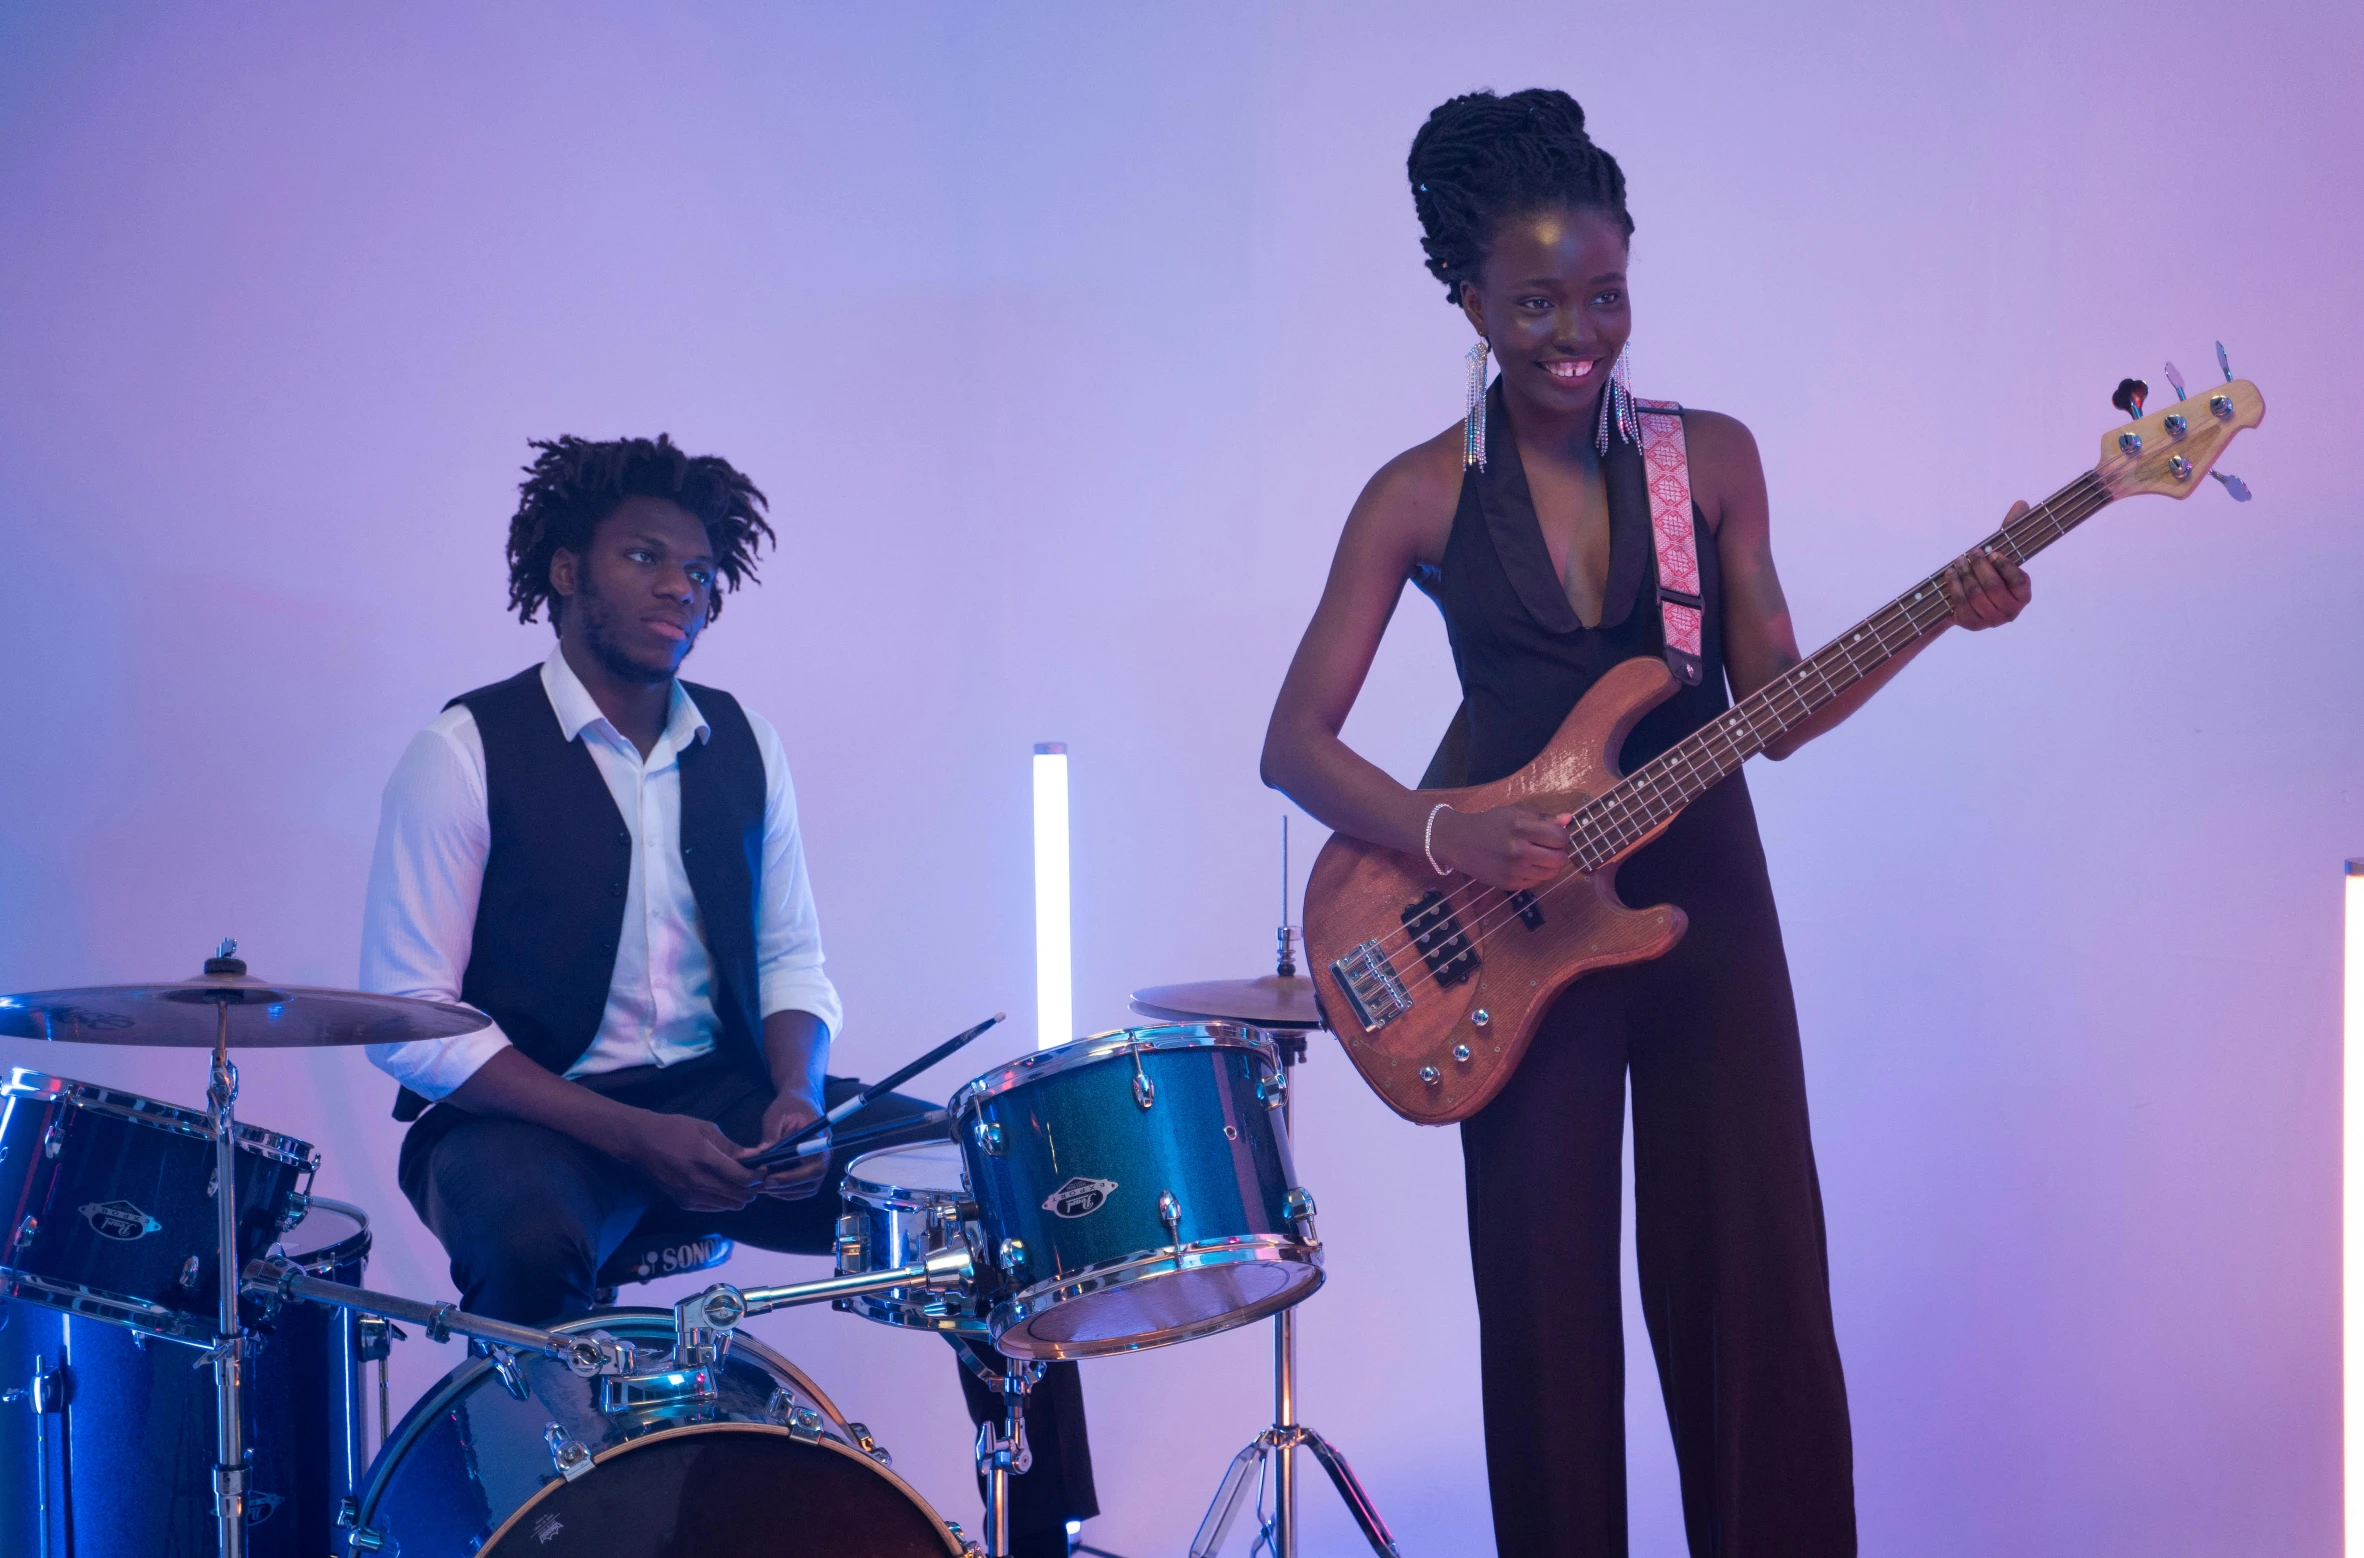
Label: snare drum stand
xmin=1189 ymin=983 xmax=1399 ymax=1556
xmin=955 ymin=1340 xmax=1042 ymax=1558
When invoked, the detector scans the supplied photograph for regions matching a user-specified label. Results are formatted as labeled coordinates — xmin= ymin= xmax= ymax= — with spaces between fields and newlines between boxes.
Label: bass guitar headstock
xmin=2097 ymin=345 xmax=2265 ymax=502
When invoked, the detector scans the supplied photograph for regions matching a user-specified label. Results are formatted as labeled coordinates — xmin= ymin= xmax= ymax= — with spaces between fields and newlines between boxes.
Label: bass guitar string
xmin=1349 ymin=475 xmax=2115 ymax=1005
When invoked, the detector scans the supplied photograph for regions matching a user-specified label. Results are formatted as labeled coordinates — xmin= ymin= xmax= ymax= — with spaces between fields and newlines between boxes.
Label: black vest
xmin=390 ymin=665 xmax=769 ymax=1122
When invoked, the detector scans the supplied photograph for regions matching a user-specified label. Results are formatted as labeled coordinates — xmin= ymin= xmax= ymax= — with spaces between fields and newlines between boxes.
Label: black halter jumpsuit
xmin=1421 ymin=384 xmax=1856 ymax=1556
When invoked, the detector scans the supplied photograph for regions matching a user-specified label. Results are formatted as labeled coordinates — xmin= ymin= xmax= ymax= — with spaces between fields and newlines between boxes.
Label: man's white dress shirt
xmin=361 ymin=648 xmax=842 ymax=1101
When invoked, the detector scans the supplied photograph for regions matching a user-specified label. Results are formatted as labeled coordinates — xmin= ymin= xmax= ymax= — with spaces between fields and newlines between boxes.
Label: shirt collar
xmin=540 ymin=646 xmax=710 ymax=752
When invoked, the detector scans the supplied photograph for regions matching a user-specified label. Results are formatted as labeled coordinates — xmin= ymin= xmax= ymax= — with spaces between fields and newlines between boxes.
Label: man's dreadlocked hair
xmin=505 ymin=434 xmax=776 ymax=632
xmin=1406 ymin=88 xmax=1633 ymax=305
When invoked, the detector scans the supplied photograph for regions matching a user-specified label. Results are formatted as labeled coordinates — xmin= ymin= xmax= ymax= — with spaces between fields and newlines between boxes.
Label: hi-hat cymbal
xmin=0 ymin=972 xmax=487 ymax=1049
xmin=1130 ymin=976 xmax=1325 ymax=1030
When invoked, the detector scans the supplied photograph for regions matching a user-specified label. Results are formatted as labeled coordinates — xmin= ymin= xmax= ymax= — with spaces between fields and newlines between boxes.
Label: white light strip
xmin=2346 ymin=858 xmax=2363 ymax=1554
xmin=1033 ymin=745 xmax=1073 ymax=1050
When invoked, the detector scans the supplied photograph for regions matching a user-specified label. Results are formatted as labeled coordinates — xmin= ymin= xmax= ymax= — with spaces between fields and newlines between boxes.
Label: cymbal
xmin=1130 ymin=975 xmax=1324 ymax=1031
xmin=0 ymin=973 xmax=488 ymax=1049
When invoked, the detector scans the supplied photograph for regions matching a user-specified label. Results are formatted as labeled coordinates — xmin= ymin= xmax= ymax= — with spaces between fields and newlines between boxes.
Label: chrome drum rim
xmin=950 ymin=1023 xmax=1279 ymax=1117
xmin=991 ymin=1235 xmax=1324 ymax=1360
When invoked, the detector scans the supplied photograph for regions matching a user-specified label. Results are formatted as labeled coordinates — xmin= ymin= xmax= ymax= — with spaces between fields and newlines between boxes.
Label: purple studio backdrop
xmin=2 ymin=3 xmax=2359 ymax=1553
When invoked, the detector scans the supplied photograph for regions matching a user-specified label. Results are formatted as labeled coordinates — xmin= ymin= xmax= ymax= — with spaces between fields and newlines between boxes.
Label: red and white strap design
xmin=1635 ymin=396 xmax=1703 ymax=686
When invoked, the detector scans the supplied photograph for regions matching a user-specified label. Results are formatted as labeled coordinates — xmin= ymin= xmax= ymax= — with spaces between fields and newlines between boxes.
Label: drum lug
xmin=347 ymin=1527 xmax=387 ymax=1553
xmin=41 ymin=1119 xmax=65 ymax=1159
xmin=999 ymin=1238 xmax=1029 ymax=1277
xmin=335 ymin=1495 xmax=362 ymax=1529
xmin=1158 ymin=1190 xmax=1183 ymax=1246
xmin=1283 ymin=1186 xmax=1318 ymax=1225
xmin=178 ymin=1255 xmax=201 ymax=1291
xmin=487 ymin=1343 xmax=531 ymax=1402
xmin=845 ymin=1420 xmax=894 ymax=1467
xmin=543 ymin=1421 xmax=595 ymax=1482
xmin=769 ymin=1389 xmax=826 ymax=1443
xmin=9 ymin=1215 xmax=36 ymax=1255
xmin=277 ymin=1191 xmax=312 ymax=1231
xmin=1131 ymin=1051 xmax=1156 ymax=1110
xmin=833 ymin=1213 xmax=866 ymax=1272
xmin=973 ymin=1118 xmax=1004 ymax=1156
xmin=1258 ymin=1070 xmax=1288 ymax=1109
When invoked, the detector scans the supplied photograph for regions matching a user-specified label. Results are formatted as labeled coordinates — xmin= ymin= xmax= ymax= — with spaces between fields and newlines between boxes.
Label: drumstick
xmin=766 ymin=1108 xmax=951 ymax=1165
xmin=745 ymin=1013 xmax=1002 ymax=1170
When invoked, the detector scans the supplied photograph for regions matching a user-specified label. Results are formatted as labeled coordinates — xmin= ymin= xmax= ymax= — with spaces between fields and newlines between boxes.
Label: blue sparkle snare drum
xmin=951 ymin=1023 xmax=1321 ymax=1359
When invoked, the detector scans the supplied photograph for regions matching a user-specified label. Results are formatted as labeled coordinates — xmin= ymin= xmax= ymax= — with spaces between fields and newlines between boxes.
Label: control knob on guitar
xmin=1304 ymin=374 xmax=2266 ymax=1124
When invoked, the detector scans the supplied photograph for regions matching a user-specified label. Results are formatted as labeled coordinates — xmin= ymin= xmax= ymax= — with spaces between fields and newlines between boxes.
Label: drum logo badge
xmin=535 ymin=1511 xmax=565 ymax=1545
xmin=78 ymin=1199 xmax=162 ymax=1241
xmin=1042 ymin=1177 xmax=1118 ymax=1218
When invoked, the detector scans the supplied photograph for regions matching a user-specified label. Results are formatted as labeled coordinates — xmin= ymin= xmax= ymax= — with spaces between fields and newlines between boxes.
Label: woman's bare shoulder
xmin=1673 ymin=407 xmax=1765 ymax=536
xmin=1348 ymin=423 xmax=1467 ymax=562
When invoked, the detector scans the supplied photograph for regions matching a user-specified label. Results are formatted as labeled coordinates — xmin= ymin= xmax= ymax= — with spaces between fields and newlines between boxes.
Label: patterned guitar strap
xmin=1633 ymin=396 xmax=1704 ymax=687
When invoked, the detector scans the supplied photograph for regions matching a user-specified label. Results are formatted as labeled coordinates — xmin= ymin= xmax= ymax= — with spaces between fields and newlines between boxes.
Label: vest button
xmin=616 ymin=831 xmax=630 ymax=847
xmin=609 ymin=882 xmax=625 ymax=898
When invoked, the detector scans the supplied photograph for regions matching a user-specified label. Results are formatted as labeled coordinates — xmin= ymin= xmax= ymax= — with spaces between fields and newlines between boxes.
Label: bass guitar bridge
xmin=1330 ymin=941 xmax=1411 ymax=1032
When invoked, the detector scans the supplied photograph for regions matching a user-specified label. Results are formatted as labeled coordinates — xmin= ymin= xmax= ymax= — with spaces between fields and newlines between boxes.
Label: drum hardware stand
xmin=353 ymin=1314 xmax=404 ymax=1447
xmin=5 ymin=1343 xmax=70 ymax=1558
xmin=949 ymin=1338 xmax=1041 ymax=1558
xmin=201 ymin=947 xmax=253 ymax=1558
xmin=1188 ymin=881 xmax=1400 ymax=1558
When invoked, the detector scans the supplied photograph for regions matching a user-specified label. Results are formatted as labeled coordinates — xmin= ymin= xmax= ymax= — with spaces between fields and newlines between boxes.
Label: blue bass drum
xmin=952 ymin=1023 xmax=1321 ymax=1359
xmin=349 ymin=1310 xmax=965 ymax=1557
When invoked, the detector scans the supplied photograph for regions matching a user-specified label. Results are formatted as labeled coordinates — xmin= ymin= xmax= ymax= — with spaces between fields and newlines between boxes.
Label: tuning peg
xmin=2111 ymin=378 xmax=2148 ymax=419
xmin=2210 ymin=469 xmax=2252 ymax=502
xmin=2164 ymin=361 xmax=2188 ymax=401
xmin=2216 ymin=341 xmax=2234 ymax=383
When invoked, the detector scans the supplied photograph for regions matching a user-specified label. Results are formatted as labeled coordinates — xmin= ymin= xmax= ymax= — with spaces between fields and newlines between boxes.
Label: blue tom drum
xmin=952 ymin=1023 xmax=1321 ymax=1359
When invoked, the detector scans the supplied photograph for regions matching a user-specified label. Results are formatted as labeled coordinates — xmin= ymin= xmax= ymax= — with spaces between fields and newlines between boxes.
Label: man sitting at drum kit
xmin=358 ymin=433 xmax=1094 ymax=1555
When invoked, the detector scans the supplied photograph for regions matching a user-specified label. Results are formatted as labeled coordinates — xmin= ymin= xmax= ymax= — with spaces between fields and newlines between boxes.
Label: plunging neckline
xmin=1472 ymin=378 xmax=1649 ymax=638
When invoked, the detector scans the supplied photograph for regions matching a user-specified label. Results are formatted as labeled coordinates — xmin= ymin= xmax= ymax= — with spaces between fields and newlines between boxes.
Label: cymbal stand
xmin=203 ymin=993 xmax=250 ymax=1558
xmin=1190 ymin=920 xmax=1399 ymax=1558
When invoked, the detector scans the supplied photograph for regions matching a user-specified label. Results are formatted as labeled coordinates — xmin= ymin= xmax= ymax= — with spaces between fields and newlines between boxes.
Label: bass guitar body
xmin=1303 ymin=656 xmax=1692 ymax=1126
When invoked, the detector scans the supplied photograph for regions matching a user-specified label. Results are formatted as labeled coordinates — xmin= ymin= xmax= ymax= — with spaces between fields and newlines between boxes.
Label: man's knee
xmin=447 ymin=1221 xmax=600 ymax=1325
xmin=414 ymin=1118 xmax=627 ymax=1325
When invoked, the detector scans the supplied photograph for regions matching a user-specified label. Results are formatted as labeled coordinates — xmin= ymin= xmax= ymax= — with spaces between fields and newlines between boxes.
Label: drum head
xmin=845 ymin=1140 xmax=968 ymax=1200
xmin=482 ymin=1426 xmax=958 ymax=1557
xmin=279 ymin=1196 xmax=370 ymax=1273
xmin=997 ymin=1249 xmax=1322 ymax=1358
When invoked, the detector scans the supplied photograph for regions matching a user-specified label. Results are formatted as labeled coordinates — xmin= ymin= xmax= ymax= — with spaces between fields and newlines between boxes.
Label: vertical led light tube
xmin=1034 ymin=744 xmax=1073 ymax=1050
xmin=2347 ymin=859 xmax=2364 ymax=1553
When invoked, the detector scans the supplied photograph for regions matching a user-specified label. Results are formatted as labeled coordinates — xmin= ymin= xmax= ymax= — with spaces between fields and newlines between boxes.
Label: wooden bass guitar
xmin=1304 ymin=376 xmax=2265 ymax=1125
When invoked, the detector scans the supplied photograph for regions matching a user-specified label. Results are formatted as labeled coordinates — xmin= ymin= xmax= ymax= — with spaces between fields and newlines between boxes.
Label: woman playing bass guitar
xmin=1258 ymin=88 xmax=2031 ymax=1557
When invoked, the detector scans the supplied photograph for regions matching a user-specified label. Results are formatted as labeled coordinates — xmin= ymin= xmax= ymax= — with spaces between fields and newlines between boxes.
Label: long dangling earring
xmin=1463 ymin=338 xmax=1492 ymax=470
xmin=1595 ymin=342 xmax=1637 ymax=456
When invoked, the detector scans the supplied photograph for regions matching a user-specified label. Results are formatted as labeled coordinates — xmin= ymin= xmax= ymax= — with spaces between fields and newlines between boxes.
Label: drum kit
xmin=0 ymin=924 xmax=1401 ymax=1555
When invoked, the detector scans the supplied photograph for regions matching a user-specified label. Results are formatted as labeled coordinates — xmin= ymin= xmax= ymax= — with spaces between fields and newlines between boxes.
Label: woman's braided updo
xmin=1407 ymin=88 xmax=1633 ymax=305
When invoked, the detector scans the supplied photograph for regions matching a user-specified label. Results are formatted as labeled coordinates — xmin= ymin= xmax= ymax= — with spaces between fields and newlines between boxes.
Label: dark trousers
xmin=1459 ymin=779 xmax=1855 ymax=1557
xmin=397 ymin=1053 xmax=1096 ymax=1554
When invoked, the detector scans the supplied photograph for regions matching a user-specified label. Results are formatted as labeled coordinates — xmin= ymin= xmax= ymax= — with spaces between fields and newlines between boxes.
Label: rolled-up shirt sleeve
xmin=360 ymin=711 xmax=514 ymax=1099
xmin=747 ymin=711 xmax=845 ymax=1040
